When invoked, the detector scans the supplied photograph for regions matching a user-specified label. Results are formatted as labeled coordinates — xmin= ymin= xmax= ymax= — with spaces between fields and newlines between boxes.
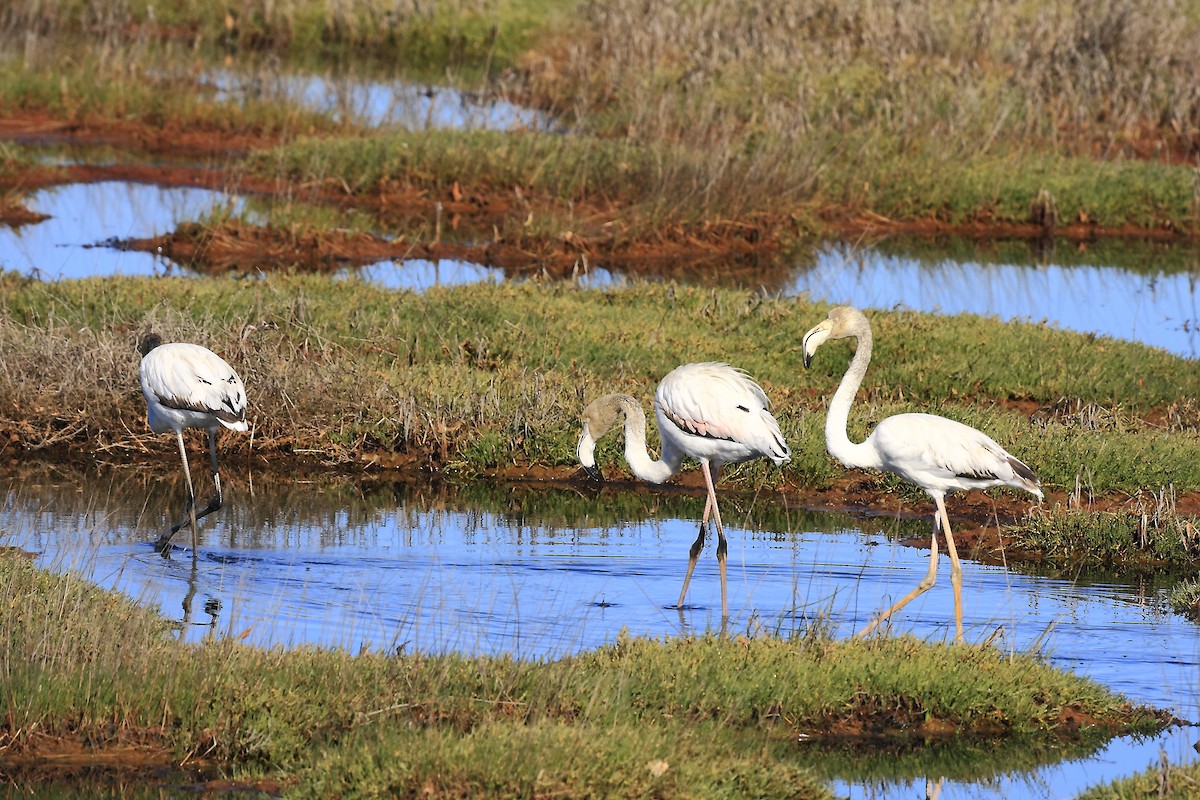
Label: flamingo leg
xmin=701 ymin=461 xmax=729 ymax=620
xmin=935 ymin=495 xmax=964 ymax=643
xmin=856 ymin=502 xmax=941 ymax=638
xmin=676 ymin=493 xmax=713 ymax=610
xmin=155 ymin=430 xmax=200 ymax=554
xmin=205 ymin=429 xmax=226 ymax=516
xmin=155 ymin=431 xmax=226 ymax=554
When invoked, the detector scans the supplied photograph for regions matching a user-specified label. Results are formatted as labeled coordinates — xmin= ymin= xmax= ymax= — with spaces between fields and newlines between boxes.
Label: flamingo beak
xmin=577 ymin=424 xmax=604 ymax=482
xmin=802 ymin=321 xmax=832 ymax=369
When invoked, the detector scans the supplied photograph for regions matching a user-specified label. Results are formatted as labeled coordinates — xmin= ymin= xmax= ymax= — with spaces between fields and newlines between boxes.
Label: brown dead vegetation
xmin=0 ymin=109 xmax=1195 ymax=279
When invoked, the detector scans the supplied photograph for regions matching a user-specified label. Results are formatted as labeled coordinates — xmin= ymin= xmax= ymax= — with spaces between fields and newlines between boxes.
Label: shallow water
xmin=4 ymin=466 xmax=1197 ymax=798
xmin=206 ymin=69 xmax=554 ymax=131
xmin=0 ymin=181 xmax=244 ymax=279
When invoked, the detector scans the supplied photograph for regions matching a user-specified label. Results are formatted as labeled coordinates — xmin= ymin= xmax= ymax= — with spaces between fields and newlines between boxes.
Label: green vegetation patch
xmin=2 ymin=0 xmax=565 ymax=73
xmin=0 ymin=554 xmax=1167 ymax=796
xmin=1167 ymin=578 xmax=1200 ymax=621
xmin=1078 ymin=759 xmax=1200 ymax=800
xmin=1011 ymin=502 xmax=1200 ymax=568
xmin=4 ymin=275 xmax=1200 ymax=490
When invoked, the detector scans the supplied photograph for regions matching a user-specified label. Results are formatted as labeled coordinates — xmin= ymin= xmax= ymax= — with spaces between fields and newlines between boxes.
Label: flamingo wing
xmin=656 ymin=362 xmax=790 ymax=464
xmin=141 ymin=343 xmax=249 ymax=430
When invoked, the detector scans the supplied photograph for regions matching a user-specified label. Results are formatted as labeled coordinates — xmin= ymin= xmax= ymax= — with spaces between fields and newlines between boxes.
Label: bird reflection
xmin=178 ymin=553 xmax=220 ymax=632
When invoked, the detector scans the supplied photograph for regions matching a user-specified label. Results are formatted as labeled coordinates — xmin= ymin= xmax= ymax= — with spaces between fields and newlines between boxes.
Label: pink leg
xmin=677 ymin=490 xmax=714 ymax=610
xmin=935 ymin=495 xmax=964 ymax=643
xmin=857 ymin=499 xmax=942 ymax=638
xmin=700 ymin=461 xmax=729 ymax=620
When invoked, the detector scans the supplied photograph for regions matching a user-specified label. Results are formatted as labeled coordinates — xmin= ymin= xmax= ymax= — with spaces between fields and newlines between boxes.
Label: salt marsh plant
xmin=0 ymin=552 xmax=1169 ymax=796
xmin=4 ymin=274 xmax=1200 ymax=489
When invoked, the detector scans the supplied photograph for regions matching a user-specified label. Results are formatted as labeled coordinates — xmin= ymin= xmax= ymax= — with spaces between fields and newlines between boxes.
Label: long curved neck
xmin=826 ymin=326 xmax=883 ymax=471
xmin=618 ymin=397 xmax=683 ymax=484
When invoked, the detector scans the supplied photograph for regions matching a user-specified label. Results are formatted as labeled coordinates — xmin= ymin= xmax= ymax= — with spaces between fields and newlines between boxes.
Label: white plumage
xmin=138 ymin=333 xmax=249 ymax=553
xmin=577 ymin=362 xmax=791 ymax=618
xmin=803 ymin=306 xmax=1042 ymax=641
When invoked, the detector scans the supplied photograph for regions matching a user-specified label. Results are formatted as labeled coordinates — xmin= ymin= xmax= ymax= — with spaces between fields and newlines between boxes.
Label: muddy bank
xmin=0 ymin=110 xmax=1194 ymax=278
xmin=2 ymin=435 xmax=1174 ymax=573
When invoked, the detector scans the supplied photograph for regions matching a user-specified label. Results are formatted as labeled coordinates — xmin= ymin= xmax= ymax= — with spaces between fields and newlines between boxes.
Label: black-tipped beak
xmin=583 ymin=463 xmax=604 ymax=483
xmin=803 ymin=351 xmax=813 ymax=369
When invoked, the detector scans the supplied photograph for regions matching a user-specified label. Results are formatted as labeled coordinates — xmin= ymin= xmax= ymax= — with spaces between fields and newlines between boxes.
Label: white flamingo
xmin=577 ymin=362 xmax=791 ymax=618
xmin=138 ymin=333 xmax=249 ymax=553
xmin=802 ymin=306 xmax=1043 ymax=642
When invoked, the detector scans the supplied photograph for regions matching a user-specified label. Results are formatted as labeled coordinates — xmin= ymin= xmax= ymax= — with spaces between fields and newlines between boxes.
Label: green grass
xmin=853 ymin=150 xmax=1199 ymax=232
xmin=1011 ymin=503 xmax=1200 ymax=569
xmin=0 ymin=553 xmax=1166 ymax=796
xmin=1 ymin=0 xmax=567 ymax=74
xmin=1077 ymin=759 xmax=1200 ymax=799
xmin=5 ymin=275 xmax=1200 ymax=566
xmin=0 ymin=43 xmax=348 ymax=138
xmin=3 ymin=274 xmax=1199 ymax=485
xmin=1167 ymin=578 xmax=1200 ymax=620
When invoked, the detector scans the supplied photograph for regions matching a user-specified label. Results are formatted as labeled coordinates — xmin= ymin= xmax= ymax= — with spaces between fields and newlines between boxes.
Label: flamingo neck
xmin=826 ymin=327 xmax=883 ymax=471
xmin=619 ymin=397 xmax=682 ymax=484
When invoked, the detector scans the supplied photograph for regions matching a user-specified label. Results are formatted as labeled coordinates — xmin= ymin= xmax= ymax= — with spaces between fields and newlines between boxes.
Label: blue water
xmin=206 ymin=69 xmax=555 ymax=131
xmin=789 ymin=242 xmax=1200 ymax=359
xmin=3 ymin=470 xmax=1197 ymax=798
xmin=0 ymin=181 xmax=244 ymax=279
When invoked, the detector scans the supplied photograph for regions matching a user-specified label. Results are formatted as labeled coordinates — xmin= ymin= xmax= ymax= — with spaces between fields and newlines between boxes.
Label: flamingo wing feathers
xmin=656 ymin=363 xmax=790 ymax=465
xmin=141 ymin=343 xmax=249 ymax=431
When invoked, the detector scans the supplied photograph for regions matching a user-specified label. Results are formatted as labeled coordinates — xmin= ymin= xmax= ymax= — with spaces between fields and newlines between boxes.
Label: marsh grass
xmin=249 ymin=128 xmax=711 ymax=237
xmin=1078 ymin=759 xmax=1200 ymax=800
xmin=3 ymin=275 xmax=1200 ymax=487
xmin=517 ymin=0 xmax=1200 ymax=229
xmin=0 ymin=553 xmax=1166 ymax=796
xmin=1011 ymin=484 xmax=1200 ymax=567
xmin=3 ymin=1 xmax=1199 ymax=237
xmin=0 ymin=0 xmax=559 ymax=71
xmin=0 ymin=36 xmax=348 ymax=140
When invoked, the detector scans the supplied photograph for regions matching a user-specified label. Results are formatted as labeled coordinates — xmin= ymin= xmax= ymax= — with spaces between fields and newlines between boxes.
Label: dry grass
xmin=515 ymin=0 xmax=1200 ymax=225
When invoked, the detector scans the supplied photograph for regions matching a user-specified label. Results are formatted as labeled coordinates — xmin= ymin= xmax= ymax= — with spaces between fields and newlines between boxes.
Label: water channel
xmin=5 ymin=174 xmax=1200 ymax=360
xmin=3 ymin=466 xmax=1197 ymax=798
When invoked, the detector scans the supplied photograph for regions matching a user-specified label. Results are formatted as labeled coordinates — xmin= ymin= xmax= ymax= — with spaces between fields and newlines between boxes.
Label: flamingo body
xmin=802 ymin=306 xmax=1041 ymax=640
xmin=578 ymin=362 xmax=790 ymax=618
xmin=138 ymin=334 xmax=249 ymax=553
xmin=865 ymin=413 xmax=1041 ymax=498
xmin=652 ymin=362 xmax=790 ymax=470
xmin=140 ymin=342 xmax=249 ymax=436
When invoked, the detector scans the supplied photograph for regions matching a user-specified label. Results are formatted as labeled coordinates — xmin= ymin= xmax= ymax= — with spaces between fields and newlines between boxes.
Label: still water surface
xmin=3 ymin=467 xmax=1197 ymax=798
xmin=207 ymin=69 xmax=554 ymax=131
xmin=0 ymin=181 xmax=245 ymax=279
xmin=4 ymin=176 xmax=1199 ymax=359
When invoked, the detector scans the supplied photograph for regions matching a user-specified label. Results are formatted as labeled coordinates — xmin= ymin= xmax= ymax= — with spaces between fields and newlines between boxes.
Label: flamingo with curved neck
xmin=578 ymin=362 xmax=791 ymax=619
xmin=803 ymin=306 xmax=1043 ymax=641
